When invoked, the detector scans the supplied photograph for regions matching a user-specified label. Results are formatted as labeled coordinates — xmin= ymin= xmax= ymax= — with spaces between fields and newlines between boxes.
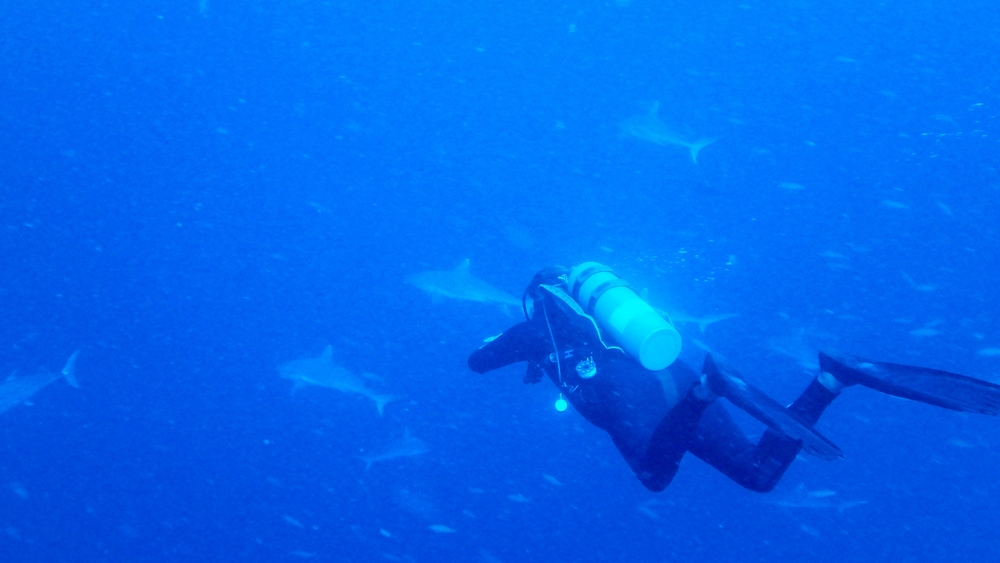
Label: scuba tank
xmin=567 ymin=262 xmax=681 ymax=371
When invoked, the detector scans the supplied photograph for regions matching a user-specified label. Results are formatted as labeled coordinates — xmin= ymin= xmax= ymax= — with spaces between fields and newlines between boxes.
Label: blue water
xmin=2 ymin=0 xmax=999 ymax=560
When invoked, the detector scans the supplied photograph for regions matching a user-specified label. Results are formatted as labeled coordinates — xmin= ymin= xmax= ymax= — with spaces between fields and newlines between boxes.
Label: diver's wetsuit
xmin=470 ymin=267 xmax=1000 ymax=493
xmin=468 ymin=286 xmax=839 ymax=492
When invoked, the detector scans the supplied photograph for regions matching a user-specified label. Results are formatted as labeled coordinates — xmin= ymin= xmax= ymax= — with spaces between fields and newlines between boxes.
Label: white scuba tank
xmin=567 ymin=262 xmax=681 ymax=371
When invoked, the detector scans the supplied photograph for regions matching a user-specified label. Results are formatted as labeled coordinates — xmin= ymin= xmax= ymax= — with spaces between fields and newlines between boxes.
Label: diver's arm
xmin=468 ymin=321 xmax=549 ymax=374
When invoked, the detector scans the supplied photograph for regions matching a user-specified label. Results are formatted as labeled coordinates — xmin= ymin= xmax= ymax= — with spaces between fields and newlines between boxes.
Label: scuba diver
xmin=467 ymin=263 xmax=1000 ymax=492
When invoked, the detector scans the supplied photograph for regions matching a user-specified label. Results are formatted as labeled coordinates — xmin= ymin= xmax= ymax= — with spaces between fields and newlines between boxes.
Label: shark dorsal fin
xmin=321 ymin=346 xmax=334 ymax=362
xmin=455 ymin=259 xmax=471 ymax=274
xmin=650 ymin=100 xmax=660 ymax=116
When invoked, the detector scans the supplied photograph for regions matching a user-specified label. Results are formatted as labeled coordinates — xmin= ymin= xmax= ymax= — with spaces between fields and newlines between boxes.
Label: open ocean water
xmin=1 ymin=0 xmax=999 ymax=561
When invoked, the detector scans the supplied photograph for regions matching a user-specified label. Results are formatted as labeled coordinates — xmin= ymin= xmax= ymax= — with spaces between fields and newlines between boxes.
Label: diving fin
xmin=703 ymin=355 xmax=843 ymax=461
xmin=819 ymin=352 xmax=1000 ymax=415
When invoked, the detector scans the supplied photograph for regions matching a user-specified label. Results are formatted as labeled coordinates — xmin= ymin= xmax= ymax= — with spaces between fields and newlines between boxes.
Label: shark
xmin=764 ymin=484 xmax=868 ymax=513
xmin=0 ymin=350 xmax=81 ymax=415
xmin=407 ymin=259 xmax=521 ymax=308
xmin=278 ymin=346 xmax=401 ymax=415
xmin=358 ymin=429 xmax=429 ymax=470
xmin=619 ymin=101 xmax=718 ymax=163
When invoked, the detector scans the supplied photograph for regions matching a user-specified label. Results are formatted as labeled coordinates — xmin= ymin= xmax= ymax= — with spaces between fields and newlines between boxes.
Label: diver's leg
xmin=689 ymin=376 xmax=841 ymax=492
xmin=819 ymin=352 xmax=1000 ymax=415
xmin=686 ymin=402 xmax=758 ymax=485
xmin=702 ymin=355 xmax=841 ymax=459
xmin=786 ymin=375 xmax=841 ymax=426
xmin=640 ymin=357 xmax=846 ymax=492
xmin=637 ymin=381 xmax=715 ymax=492
xmin=739 ymin=377 xmax=841 ymax=491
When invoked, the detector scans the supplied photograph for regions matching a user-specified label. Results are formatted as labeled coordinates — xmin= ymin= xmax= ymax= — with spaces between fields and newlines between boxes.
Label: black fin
xmin=703 ymin=355 xmax=843 ymax=461
xmin=819 ymin=352 xmax=1000 ymax=415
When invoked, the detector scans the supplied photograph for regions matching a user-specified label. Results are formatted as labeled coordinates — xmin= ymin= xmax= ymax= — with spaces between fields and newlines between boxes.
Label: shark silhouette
xmin=668 ymin=312 xmax=740 ymax=334
xmin=407 ymin=259 xmax=520 ymax=308
xmin=619 ymin=101 xmax=718 ymax=163
xmin=278 ymin=346 xmax=401 ymax=415
xmin=357 ymin=428 xmax=429 ymax=470
xmin=0 ymin=350 xmax=81 ymax=415
xmin=765 ymin=484 xmax=868 ymax=513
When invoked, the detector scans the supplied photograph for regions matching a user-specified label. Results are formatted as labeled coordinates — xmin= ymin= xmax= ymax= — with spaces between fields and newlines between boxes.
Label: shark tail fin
xmin=356 ymin=455 xmax=374 ymax=471
xmin=61 ymin=350 xmax=81 ymax=388
xmin=689 ymin=138 xmax=718 ymax=164
xmin=374 ymin=395 xmax=404 ymax=416
xmin=698 ymin=313 xmax=740 ymax=333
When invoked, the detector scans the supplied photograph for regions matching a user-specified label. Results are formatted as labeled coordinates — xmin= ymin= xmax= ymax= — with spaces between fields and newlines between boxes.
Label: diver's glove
xmin=524 ymin=362 xmax=544 ymax=385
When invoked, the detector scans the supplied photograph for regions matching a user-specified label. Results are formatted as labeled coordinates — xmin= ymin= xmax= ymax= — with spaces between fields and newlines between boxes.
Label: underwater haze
xmin=1 ymin=0 xmax=999 ymax=561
